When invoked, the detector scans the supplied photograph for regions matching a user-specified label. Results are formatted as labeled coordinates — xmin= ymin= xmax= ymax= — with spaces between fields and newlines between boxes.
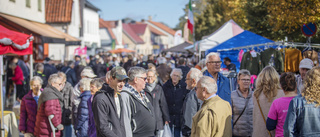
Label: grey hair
xmin=189 ymin=68 xmax=203 ymax=83
xmin=170 ymin=68 xmax=183 ymax=79
xmin=79 ymin=78 xmax=92 ymax=91
xmin=35 ymin=63 xmax=44 ymax=72
xmin=57 ymin=72 xmax=66 ymax=80
xmin=30 ymin=76 xmax=43 ymax=86
xmin=237 ymin=69 xmax=251 ymax=79
xmin=198 ymin=76 xmax=217 ymax=94
xmin=128 ymin=67 xmax=147 ymax=82
xmin=48 ymin=74 xmax=62 ymax=85
xmin=205 ymin=52 xmax=220 ymax=63
xmin=106 ymin=71 xmax=111 ymax=79
xmin=158 ymin=57 xmax=167 ymax=64
xmin=147 ymin=69 xmax=158 ymax=76
xmin=90 ymin=78 xmax=104 ymax=89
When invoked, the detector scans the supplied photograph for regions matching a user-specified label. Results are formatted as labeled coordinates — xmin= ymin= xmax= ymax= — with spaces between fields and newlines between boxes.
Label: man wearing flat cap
xmin=92 ymin=66 xmax=128 ymax=137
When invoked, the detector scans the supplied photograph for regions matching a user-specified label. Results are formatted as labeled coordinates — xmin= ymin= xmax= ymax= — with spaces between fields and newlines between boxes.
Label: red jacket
xmin=19 ymin=90 xmax=38 ymax=134
xmin=12 ymin=65 xmax=24 ymax=85
xmin=34 ymin=99 xmax=62 ymax=137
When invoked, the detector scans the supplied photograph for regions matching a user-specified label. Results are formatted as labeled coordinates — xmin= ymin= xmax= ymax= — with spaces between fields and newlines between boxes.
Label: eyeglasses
xmin=240 ymin=79 xmax=250 ymax=82
xmin=207 ymin=61 xmax=222 ymax=64
xmin=138 ymin=77 xmax=147 ymax=81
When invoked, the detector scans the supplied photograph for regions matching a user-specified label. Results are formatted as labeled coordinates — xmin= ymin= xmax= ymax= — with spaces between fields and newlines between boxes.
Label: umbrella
xmin=108 ymin=48 xmax=135 ymax=54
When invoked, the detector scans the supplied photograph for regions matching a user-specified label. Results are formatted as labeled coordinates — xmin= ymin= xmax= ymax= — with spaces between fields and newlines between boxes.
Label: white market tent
xmin=185 ymin=19 xmax=244 ymax=51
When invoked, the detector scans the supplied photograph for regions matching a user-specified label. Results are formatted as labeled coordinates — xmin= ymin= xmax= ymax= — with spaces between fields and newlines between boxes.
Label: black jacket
xmin=145 ymin=84 xmax=170 ymax=130
xmin=162 ymin=79 xmax=188 ymax=128
xmin=92 ymin=84 xmax=126 ymax=137
xmin=123 ymin=60 xmax=133 ymax=73
xmin=43 ymin=63 xmax=58 ymax=82
xmin=61 ymin=82 xmax=73 ymax=125
xmin=61 ymin=67 xmax=77 ymax=87
xmin=93 ymin=63 xmax=106 ymax=78
xmin=176 ymin=65 xmax=190 ymax=80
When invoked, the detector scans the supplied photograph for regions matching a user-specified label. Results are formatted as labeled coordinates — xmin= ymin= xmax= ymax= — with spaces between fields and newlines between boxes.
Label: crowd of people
xmin=5 ymin=51 xmax=320 ymax=137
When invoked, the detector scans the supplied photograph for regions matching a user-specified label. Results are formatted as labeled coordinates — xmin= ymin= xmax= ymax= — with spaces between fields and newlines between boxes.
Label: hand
xmin=21 ymin=131 xmax=25 ymax=134
xmin=165 ymin=121 xmax=169 ymax=125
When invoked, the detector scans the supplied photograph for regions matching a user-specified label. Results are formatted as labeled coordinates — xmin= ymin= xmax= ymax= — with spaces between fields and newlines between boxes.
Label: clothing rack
xmin=217 ymin=42 xmax=320 ymax=52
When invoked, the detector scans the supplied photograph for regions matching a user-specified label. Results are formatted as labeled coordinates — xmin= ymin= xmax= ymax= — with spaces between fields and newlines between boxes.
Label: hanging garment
xmin=303 ymin=50 xmax=319 ymax=67
xmin=238 ymin=49 xmax=245 ymax=63
xmin=260 ymin=48 xmax=284 ymax=73
xmin=283 ymin=48 xmax=302 ymax=72
xmin=240 ymin=51 xmax=263 ymax=75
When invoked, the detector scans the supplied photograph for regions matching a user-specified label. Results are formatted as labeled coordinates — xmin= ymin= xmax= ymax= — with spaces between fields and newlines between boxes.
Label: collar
xmin=236 ymin=88 xmax=252 ymax=98
xmin=32 ymin=91 xmax=42 ymax=97
xmin=205 ymin=93 xmax=217 ymax=100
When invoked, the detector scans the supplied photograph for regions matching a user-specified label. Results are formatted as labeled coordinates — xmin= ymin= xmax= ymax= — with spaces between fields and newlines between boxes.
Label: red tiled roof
xmin=148 ymin=20 xmax=176 ymax=36
xmin=99 ymin=18 xmax=119 ymax=45
xmin=122 ymin=23 xmax=144 ymax=44
xmin=46 ymin=0 xmax=73 ymax=23
xmin=128 ymin=24 xmax=147 ymax=35
xmin=149 ymin=25 xmax=166 ymax=36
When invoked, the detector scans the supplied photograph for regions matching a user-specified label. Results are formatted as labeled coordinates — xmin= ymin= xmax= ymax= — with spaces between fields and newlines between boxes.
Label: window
xmin=38 ymin=0 xmax=42 ymax=11
xmin=26 ymin=0 xmax=30 ymax=8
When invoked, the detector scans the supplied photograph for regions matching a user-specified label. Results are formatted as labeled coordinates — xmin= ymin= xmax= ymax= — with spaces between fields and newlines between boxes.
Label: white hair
xmin=157 ymin=57 xmax=167 ymax=64
xmin=170 ymin=68 xmax=183 ymax=79
xmin=189 ymin=68 xmax=203 ymax=83
xmin=48 ymin=74 xmax=61 ymax=85
xmin=198 ymin=76 xmax=217 ymax=94
xmin=79 ymin=78 xmax=92 ymax=91
xmin=30 ymin=76 xmax=43 ymax=86
xmin=205 ymin=52 xmax=220 ymax=63
xmin=128 ymin=67 xmax=146 ymax=82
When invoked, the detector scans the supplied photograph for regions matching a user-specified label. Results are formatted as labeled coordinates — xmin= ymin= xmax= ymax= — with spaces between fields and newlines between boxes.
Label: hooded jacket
xmin=75 ymin=90 xmax=91 ymax=137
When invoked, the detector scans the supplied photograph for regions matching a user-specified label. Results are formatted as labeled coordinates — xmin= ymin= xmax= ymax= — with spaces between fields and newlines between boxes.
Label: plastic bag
xmin=163 ymin=124 xmax=173 ymax=137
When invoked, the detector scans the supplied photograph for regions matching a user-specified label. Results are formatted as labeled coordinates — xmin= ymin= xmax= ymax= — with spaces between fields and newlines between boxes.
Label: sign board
xmin=302 ymin=23 xmax=317 ymax=37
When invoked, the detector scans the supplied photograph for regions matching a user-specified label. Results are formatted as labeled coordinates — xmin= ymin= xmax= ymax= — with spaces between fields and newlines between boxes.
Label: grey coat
xmin=61 ymin=82 xmax=73 ymax=125
xmin=231 ymin=88 xmax=254 ymax=136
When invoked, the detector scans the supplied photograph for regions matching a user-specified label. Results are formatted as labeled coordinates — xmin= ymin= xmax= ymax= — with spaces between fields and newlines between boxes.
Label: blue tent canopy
xmin=205 ymin=30 xmax=274 ymax=54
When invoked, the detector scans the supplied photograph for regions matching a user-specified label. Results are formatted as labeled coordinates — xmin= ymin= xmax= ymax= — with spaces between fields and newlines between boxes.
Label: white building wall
xmin=82 ymin=8 xmax=100 ymax=48
xmin=0 ymin=0 xmax=45 ymax=23
xmin=112 ymin=20 xmax=123 ymax=46
xmin=68 ymin=0 xmax=80 ymax=38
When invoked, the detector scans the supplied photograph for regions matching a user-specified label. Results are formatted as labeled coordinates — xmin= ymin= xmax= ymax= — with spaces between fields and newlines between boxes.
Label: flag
xmin=187 ymin=0 xmax=194 ymax=34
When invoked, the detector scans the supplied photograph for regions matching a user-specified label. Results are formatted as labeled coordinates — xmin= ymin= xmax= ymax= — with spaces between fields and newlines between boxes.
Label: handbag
xmin=233 ymin=97 xmax=250 ymax=127
xmin=257 ymin=98 xmax=272 ymax=137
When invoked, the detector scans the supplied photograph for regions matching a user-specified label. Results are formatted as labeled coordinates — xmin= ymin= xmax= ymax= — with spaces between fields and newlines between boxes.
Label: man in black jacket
xmin=145 ymin=69 xmax=170 ymax=137
xmin=92 ymin=66 xmax=128 ymax=137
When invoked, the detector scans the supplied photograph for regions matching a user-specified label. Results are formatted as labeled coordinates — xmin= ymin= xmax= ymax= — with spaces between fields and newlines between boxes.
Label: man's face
xmin=206 ymin=55 xmax=221 ymax=74
xmin=171 ymin=71 xmax=181 ymax=84
xmin=75 ymin=57 xmax=81 ymax=61
xmin=185 ymin=72 xmax=194 ymax=90
xmin=61 ymin=78 xmax=66 ymax=89
xmin=300 ymin=68 xmax=310 ymax=80
xmin=136 ymin=73 xmax=147 ymax=92
xmin=147 ymin=71 xmax=156 ymax=84
xmin=237 ymin=75 xmax=250 ymax=90
xmin=110 ymin=77 xmax=126 ymax=92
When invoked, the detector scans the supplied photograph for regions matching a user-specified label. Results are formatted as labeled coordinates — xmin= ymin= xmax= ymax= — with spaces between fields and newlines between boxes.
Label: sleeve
xmin=44 ymin=99 xmax=61 ymax=127
xmin=283 ymin=100 xmax=296 ymax=137
xmin=266 ymin=117 xmax=277 ymax=131
xmin=267 ymin=101 xmax=278 ymax=120
xmin=92 ymin=97 xmax=118 ymax=137
xmin=194 ymin=110 xmax=216 ymax=137
xmin=159 ymin=87 xmax=170 ymax=122
xmin=71 ymin=70 xmax=77 ymax=86
xmin=121 ymin=93 xmax=133 ymax=137
xmin=18 ymin=99 xmax=27 ymax=132
xmin=240 ymin=52 xmax=247 ymax=70
xmin=183 ymin=93 xmax=198 ymax=129
xmin=76 ymin=98 xmax=89 ymax=130
xmin=12 ymin=67 xmax=24 ymax=82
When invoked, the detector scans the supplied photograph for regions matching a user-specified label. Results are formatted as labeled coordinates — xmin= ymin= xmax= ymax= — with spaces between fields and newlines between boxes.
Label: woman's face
xmin=31 ymin=80 xmax=41 ymax=94
xmin=90 ymin=84 xmax=100 ymax=95
xmin=171 ymin=71 xmax=181 ymax=84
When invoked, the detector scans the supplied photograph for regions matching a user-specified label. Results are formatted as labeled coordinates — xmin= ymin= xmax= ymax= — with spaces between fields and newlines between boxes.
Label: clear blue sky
xmin=90 ymin=0 xmax=189 ymax=28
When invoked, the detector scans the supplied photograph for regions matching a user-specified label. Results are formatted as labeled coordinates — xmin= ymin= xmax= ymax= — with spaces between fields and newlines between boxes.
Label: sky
xmin=89 ymin=0 xmax=189 ymax=28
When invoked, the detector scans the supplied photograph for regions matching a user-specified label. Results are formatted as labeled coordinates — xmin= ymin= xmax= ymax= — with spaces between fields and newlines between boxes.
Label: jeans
xmin=62 ymin=124 xmax=75 ymax=137
xmin=170 ymin=125 xmax=181 ymax=137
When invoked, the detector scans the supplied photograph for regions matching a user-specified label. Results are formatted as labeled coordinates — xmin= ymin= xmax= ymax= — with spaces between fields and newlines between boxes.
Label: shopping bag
xmin=163 ymin=124 xmax=173 ymax=137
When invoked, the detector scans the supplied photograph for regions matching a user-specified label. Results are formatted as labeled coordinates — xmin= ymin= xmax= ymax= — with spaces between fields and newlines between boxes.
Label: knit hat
xmin=299 ymin=58 xmax=313 ymax=70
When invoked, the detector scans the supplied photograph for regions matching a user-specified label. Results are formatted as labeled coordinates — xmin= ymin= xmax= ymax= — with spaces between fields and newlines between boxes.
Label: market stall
xmin=0 ymin=24 xmax=33 ymax=137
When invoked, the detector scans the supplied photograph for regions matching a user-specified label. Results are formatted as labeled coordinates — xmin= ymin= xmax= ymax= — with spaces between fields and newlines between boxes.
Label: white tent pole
xmin=0 ymin=55 xmax=4 ymax=137
xmin=30 ymin=55 xmax=33 ymax=79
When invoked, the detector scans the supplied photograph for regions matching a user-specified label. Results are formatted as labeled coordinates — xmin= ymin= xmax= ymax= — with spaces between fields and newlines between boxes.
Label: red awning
xmin=0 ymin=25 xmax=33 ymax=55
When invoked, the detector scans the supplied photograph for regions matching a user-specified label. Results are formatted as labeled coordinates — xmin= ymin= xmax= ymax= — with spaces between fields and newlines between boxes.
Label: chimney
xmin=148 ymin=16 xmax=152 ymax=21
xmin=141 ymin=19 xmax=145 ymax=23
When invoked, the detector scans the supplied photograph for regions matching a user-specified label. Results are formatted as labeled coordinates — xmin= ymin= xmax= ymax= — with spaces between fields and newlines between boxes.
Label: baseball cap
xmin=81 ymin=68 xmax=97 ymax=78
xmin=299 ymin=58 xmax=313 ymax=70
xmin=110 ymin=66 xmax=128 ymax=80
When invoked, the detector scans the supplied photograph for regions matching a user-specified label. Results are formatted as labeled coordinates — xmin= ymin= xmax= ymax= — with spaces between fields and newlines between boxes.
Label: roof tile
xmin=122 ymin=23 xmax=144 ymax=44
xmin=148 ymin=20 xmax=176 ymax=36
xmin=46 ymin=0 xmax=73 ymax=23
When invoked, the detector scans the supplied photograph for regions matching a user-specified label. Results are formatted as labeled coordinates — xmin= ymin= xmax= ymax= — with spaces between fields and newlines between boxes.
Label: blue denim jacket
xmin=203 ymin=71 xmax=231 ymax=105
xmin=283 ymin=94 xmax=320 ymax=137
